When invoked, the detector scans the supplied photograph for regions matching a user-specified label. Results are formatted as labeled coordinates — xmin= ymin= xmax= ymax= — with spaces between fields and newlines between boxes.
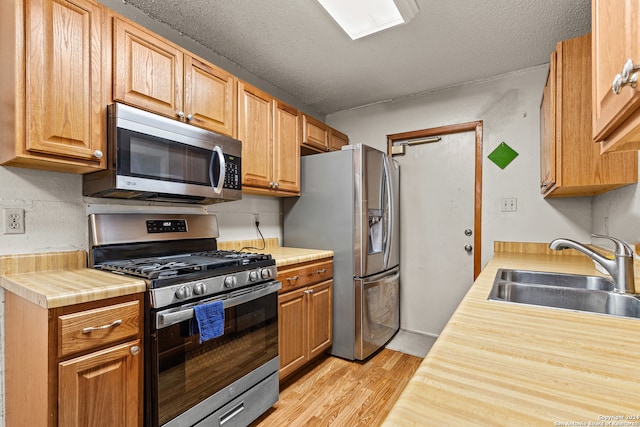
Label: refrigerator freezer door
xmin=355 ymin=146 xmax=400 ymax=277
xmin=354 ymin=266 xmax=400 ymax=360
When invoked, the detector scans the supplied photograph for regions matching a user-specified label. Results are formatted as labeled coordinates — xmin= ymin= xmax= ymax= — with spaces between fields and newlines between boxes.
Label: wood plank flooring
xmin=251 ymin=349 xmax=423 ymax=427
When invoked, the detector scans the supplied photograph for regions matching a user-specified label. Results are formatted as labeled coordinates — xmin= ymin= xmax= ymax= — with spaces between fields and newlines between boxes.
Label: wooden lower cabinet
xmin=58 ymin=340 xmax=141 ymax=427
xmin=277 ymin=259 xmax=333 ymax=380
xmin=4 ymin=292 xmax=144 ymax=427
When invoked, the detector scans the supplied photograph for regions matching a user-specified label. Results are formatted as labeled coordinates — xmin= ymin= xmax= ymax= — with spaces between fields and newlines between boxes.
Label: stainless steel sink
xmin=488 ymin=269 xmax=640 ymax=319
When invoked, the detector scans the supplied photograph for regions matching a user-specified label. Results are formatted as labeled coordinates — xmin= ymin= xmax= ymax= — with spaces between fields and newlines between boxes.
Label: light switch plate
xmin=500 ymin=198 xmax=517 ymax=212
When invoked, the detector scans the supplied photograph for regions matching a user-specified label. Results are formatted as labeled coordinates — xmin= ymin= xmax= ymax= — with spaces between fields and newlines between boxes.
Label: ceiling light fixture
xmin=316 ymin=0 xmax=420 ymax=40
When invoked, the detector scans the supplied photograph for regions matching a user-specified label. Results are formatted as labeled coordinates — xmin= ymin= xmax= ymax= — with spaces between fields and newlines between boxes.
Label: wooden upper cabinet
xmin=540 ymin=51 xmax=557 ymax=194
xmin=238 ymin=81 xmax=300 ymax=196
xmin=302 ymin=114 xmax=330 ymax=152
xmin=540 ymin=33 xmax=637 ymax=198
xmin=113 ymin=17 xmax=183 ymax=119
xmin=113 ymin=17 xmax=236 ymax=136
xmin=329 ymin=128 xmax=349 ymax=151
xmin=184 ymin=55 xmax=236 ymax=137
xmin=238 ymin=81 xmax=274 ymax=191
xmin=592 ymin=0 xmax=640 ymax=152
xmin=0 ymin=0 xmax=108 ymax=173
xmin=273 ymin=101 xmax=301 ymax=194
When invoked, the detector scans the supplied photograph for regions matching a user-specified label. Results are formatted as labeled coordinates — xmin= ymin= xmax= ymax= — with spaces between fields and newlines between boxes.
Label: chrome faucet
xmin=549 ymin=234 xmax=636 ymax=294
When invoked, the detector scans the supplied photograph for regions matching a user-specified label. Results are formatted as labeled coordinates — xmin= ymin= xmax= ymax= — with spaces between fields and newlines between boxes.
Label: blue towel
xmin=193 ymin=300 xmax=225 ymax=343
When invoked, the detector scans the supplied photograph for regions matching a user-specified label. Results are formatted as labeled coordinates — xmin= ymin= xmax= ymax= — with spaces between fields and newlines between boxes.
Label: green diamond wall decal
xmin=488 ymin=142 xmax=518 ymax=169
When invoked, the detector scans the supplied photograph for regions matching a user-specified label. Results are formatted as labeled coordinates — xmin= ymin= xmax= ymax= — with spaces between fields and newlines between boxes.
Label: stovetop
xmin=97 ymin=250 xmax=273 ymax=281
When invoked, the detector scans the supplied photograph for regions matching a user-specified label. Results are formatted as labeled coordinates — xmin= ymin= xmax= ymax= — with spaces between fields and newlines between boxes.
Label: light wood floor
xmin=251 ymin=349 xmax=423 ymax=427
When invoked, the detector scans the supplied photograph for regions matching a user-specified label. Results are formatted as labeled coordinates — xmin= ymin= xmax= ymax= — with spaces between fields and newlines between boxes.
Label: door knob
xmin=464 ymin=229 xmax=473 ymax=236
xmin=464 ymin=244 xmax=473 ymax=252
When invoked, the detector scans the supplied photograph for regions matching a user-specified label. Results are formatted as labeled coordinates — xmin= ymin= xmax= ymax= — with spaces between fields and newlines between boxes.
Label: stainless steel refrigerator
xmin=283 ymin=144 xmax=400 ymax=360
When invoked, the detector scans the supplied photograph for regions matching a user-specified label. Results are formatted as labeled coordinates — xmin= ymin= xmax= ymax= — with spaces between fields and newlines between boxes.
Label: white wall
xmin=326 ymin=66 xmax=594 ymax=335
xmin=592 ymin=158 xmax=640 ymax=245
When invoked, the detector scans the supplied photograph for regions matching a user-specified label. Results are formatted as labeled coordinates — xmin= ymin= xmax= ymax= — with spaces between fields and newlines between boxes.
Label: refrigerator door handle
xmin=382 ymin=156 xmax=393 ymax=269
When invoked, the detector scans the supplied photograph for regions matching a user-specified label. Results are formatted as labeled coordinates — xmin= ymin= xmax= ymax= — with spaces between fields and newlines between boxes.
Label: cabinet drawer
xmin=277 ymin=259 xmax=333 ymax=292
xmin=58 ymin=301 xmax=140 ymax=358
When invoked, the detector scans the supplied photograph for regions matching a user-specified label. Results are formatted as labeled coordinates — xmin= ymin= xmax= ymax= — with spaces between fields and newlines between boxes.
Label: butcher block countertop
xmin=218 ymin=238 xmax=334 ymax=267
xmin=0 ymin=250 xmax=146 ymax=309
xmin=383 ymin=242 xmax=640 ymax=426
xmin=0 ymin=240 xmax=331 ymax=309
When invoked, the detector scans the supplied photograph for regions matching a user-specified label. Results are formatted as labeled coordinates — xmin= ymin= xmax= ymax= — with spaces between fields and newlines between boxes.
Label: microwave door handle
xmin=209 ymin=146 xmax=226 ymax=194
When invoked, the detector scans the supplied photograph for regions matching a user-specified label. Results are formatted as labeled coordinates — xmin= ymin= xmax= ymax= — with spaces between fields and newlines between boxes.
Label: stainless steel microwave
xmin=83 ymin=103 xmax=242 ymax=204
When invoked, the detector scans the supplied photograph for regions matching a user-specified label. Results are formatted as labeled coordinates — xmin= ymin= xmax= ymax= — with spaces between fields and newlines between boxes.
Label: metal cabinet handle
xmin=286 ymin=276 xmax=299 ymax=281
xmin=274 ymin=182 xmax=280 ymax=189
xmin=130 ymin=345 xmax=140 ymax=356
xmin=93 ymin=150 xmax=103 ymax=159
xmin=612 ymin=59 xmax=640 ymax=94
xmin=315 ymin=269 xmax=326 ymax=274
xmin=186 ymin=113 xmax=193 ymax=121
xmin=304 ymin=289 xmax=314 ymax=294
xmin=82 ymin=319 xmax=122 ymax=334
xmin=177 ymin=111 xmax=185 ymax=118
xmin=269 ymin=182 xmax=275 ymax=188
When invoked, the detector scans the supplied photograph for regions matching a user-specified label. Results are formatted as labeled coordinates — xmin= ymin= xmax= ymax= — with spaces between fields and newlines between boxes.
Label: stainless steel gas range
xmin=88 ymin=213 xmax=280 ymax=427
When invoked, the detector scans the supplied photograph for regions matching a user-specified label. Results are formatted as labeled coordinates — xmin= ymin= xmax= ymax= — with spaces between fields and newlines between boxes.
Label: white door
xmin=397 ymin=131 xmax=476 ymax=335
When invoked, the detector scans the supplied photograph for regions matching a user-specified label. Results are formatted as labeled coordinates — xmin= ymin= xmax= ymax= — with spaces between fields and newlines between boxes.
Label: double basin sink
xmin=488 ymin=269 xmax=640 ymax=319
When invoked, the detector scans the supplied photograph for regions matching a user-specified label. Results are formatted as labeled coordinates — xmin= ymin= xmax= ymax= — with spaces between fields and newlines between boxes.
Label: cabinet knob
xmin=315 ymin=269 xmax=326 ymax=274
xmin=186 ymin=114 xmax=193 ymax=121
xmin=274 ymin=182 xmax=280 ymax=189
xmin=269 ymin=182 xmax=275 ymax=188
xmin=177 ymin=111 xmax=185 ymax=118
xmin=286 ymin=276 xmax=299 ymax=281
xmin=93 ymin=150 xmax=103 ymax=159
xmin=130 ymin=345 xmax=141 ymax=356
xmin=304 ymin=289 xmax=315 ymax=294
xmin=612 ymin=59 xmax=640 ymax=95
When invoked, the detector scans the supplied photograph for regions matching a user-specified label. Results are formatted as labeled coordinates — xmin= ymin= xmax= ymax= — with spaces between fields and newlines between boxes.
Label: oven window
xmin=117 ymin=128 xmax=212 ymax=185
xmin=153 ymin=292 xmax=278 ymax=425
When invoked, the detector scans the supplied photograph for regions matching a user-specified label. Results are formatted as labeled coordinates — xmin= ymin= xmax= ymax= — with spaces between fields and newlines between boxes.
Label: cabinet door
xmin=539 ymin=54 xmax=556 ymax=194
xmin=58 ymin=339 xmax=142 ymax=427
xmin=25 ymin=0 xmax=106 ymax=169
xmin=238 ymin=81 xmax=273 ymax=190
xmin=308 ymin=280 xmax=333 ymax=360
xmin=278 ymin=288 xmax=308 ymax=379
xmin=184 ymin=55 xmax=236 ymax=136
xmin=302 ymin=114 xmax=329 ymax=152
xmin=592 ymin=0 xmax=640 ymax=149
xmin=329 ymin=128 xmax=348 ymax=151
xmin=113 ymin=17 xmax=183 ymax=119
xmin=273 ymin=100 xmax=301 ymax=194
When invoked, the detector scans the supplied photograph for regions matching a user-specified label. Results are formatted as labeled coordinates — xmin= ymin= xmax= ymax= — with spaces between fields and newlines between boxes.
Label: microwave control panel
xmin=223 ymin=154 xmax=241 ymax=190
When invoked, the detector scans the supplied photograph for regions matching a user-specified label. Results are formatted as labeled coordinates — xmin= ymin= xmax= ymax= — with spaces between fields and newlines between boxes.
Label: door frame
xmin=386 ymin=120 xmax=483 ymax=279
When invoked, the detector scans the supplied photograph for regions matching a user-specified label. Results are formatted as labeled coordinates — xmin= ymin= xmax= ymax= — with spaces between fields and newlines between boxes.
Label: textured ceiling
xmin=122 ymin=0 xmax=591 ymax=115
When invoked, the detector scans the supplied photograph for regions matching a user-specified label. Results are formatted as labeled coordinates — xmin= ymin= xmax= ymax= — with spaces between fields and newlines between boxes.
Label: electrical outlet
xmin=4 ymin=208 xmax=25 ymax=234
xmin=500 ymin=198 xmax=517 ymax=212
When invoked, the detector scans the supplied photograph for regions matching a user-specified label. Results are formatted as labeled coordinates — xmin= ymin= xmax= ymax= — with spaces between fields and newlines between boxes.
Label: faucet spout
xmin=549 ymin=235 xmax=635 ymax=294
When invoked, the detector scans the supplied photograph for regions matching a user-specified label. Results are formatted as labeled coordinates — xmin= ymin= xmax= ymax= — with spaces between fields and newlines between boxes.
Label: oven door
xmin=149 ymin=282 xmax=280 ymax=426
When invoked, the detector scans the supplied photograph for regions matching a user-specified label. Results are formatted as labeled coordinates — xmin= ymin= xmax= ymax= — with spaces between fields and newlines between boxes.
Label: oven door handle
xmin=156 ymin=281 xmax=281 ymax=329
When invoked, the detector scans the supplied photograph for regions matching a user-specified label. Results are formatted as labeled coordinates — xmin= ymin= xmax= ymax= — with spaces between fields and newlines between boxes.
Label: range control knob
xmin=224 ymin=276 xmax=237 ymax=288
xmin=249 ymin=271 xmax=259 ymax=282
xmin=193 ymin=282 xmax=206 ymax=295
xmin=175 ymin=286 xmax=190 ymax=300
xmin=261 ymin=269 xmax=271 ymax=279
